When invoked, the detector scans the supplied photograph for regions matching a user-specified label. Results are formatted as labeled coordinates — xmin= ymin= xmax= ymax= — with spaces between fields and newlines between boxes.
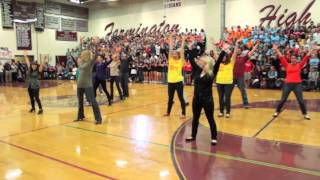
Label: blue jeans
xmin=233 ymin=77 xmax=249 ymax=105
xmin=276 ymin=83 xmax=307 ymax=115
xmin=77 ymin=87 xmax=102 ymax=122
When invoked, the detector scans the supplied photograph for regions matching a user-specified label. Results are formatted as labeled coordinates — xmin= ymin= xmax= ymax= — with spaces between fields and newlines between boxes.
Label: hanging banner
xmin=56 ymin=31 xmax=77 ymax=41
xmin=13 ymin=1 xmax=36 ymax=23
xmin=45 ymin=15 xmax=60 ymax=29
xmin=61 ymin=18 xmax=75 ymax=31
xmin=1 ymin=0 xmax=14 ymax=28
xmin=75 ymin=20 xmax=88 ymax=32
xmin=164 ymin=0 xmax=183 ymax=8
xmin=35 ymin=4 xmax=45 ymax=31
xmin=16 ymin=23 xmax=32 ymax=50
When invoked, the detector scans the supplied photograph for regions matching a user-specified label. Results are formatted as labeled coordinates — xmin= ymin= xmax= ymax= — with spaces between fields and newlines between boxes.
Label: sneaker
xmin=29 ymin=108 xmax=35 ymax=113
xmin=304 ymin=114 xmax=311 ymax=120
xmin=38 ymin=109 xmax=43 ymax=114
xmin=185 ymin=136 xmax=196 ymax=142
xmin=218 ymin=113 xmax=224 ymax=117
xmin=244 ymin=105 xmax=250 ymax=109
xmin=163 ymin=113 xmax=170 ymax=117
xmin=211 ymin=139 xmax=218 ymax=145
xmin=95 ymin=121 xmax=102 ymax=125
xmin=273 ymin=112 xmax=279 ymax=117
xmin=74 ymin=118 xmax=84 ymax=122
xmin=185 ymin=102 xmax=190 ymax=106
xmin=180 ymin=115 xmax=186 ymax=119
xmin=225 ymin=114 xmax=230 ymax=118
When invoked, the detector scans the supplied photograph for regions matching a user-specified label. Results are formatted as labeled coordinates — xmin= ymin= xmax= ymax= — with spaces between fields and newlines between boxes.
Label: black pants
xmin=94 ymin=78 xmax=111 ymax=102
xmin=110 ymin=76 xmax=123 ymax=100
xmin=276 ymin=83 xmax=307 ymax=115
xmin=28 ymin=87 xmax=42 ymax=110
xmin=217 ymin=84 xmax=234 ymax=114
xmin=120 ymin=72 xmax=129 ymax=97
xmin=167 ymin=82 xmax=186 ymax=115
xmin=191 ymin=96 xmax=217 ymax=139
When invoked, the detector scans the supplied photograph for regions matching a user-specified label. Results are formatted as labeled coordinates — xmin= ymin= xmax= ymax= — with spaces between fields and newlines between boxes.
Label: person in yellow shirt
xmin=216 ymin=39 xmax=241 ymax=118
xmin=164 ymin=32 xmax=186 ymax=119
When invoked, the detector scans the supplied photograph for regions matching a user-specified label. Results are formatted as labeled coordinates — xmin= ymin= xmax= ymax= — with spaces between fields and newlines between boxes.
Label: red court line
xmin=0 ymin=139 xmax=118 ymax=180
xmin=0 ymin=121 xmax=74 ymax=139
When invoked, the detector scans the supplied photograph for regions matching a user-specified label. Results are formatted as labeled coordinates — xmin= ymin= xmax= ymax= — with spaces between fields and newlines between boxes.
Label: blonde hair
xmin=81 ymin=50 xmax=92 ymax=62
xmin=200 ymin=55 xmax=214 ymax=77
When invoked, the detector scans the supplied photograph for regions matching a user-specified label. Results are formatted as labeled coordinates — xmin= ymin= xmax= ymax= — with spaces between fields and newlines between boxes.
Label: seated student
xmin=267 ymin=66 xmax=278 ymax=88
xmin=301 ymin=68 xmax=309 ymax=89
xmin=259 ymin=66 xmax=268 ymax=88
xmin=308 ymin=67 xmax=319 ymax=90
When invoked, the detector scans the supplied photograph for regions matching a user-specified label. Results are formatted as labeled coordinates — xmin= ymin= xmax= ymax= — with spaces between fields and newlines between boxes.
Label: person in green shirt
xmin=23 ymin=51 xmax=44 ymax=114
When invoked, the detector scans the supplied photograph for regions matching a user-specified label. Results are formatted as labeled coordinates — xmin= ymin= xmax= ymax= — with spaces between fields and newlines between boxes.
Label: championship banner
xmin=164 ymin=0 xmax=183 ymax=8
xmin=56 ymin=31 xmax=77 ymax=41
xmin=16 ymin=23 xmax=32 ymax=50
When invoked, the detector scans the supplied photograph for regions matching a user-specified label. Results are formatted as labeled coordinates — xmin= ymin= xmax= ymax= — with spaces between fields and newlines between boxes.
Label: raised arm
xmin=180 ymin=35 xmax=186 ymax=60
xmin=299 ymin=50 xmax=314 ymax=68
xmin=213 ymin=50 xmax=226 ymax=78
xmin=248 ymin=40 xmax=260 ymax=57
xmin=23 ymin=50 xmax=30 ymax=69
xmin=272 ymin=44 xmax=284 ymax=57
xmin=231 ymin=39 xmax=241 ymax=62
xmin=39 ymin=62 xmax=44 ymax=73
xmin=168 ymin=34 xmax=174 ymax=58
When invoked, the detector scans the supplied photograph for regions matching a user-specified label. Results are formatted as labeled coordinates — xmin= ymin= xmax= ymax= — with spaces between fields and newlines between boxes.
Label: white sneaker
xmin=211 ymin=139 xmax=217 ymax=145
xmin=218 ymin=113 xmax=224 ymax=117
xmin=273 ymin=112 xmax=279 ymax=117
xmin=225 ymin=114 xmax=230 ymax=118
xmin=304 ymin=114 xmax=311 ymax=120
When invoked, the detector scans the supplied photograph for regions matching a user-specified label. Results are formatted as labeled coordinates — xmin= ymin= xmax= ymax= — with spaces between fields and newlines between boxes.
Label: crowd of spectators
xmin=1 ymin=24 xmax=319 ymax=91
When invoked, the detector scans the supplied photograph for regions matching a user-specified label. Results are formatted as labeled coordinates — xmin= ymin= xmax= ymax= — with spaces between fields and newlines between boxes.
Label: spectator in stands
xmin=4 ymin=62 xmax=11 ymax=82
xmin=309 ymin=67 xmax=319 ymax=90
xmin=267 ymin=66 xmax=278 ymax=88
xmin=0 ymin=62 xmax=3 ymax=83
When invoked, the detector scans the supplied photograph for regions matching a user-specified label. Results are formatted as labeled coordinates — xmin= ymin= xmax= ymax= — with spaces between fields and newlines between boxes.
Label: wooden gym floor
xmin=0 ymin=80 xmax=319 ymax=180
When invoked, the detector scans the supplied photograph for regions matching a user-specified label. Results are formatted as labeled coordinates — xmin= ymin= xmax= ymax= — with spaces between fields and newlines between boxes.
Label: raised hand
xmin=272 ymin=44 xmax=279 ymax=50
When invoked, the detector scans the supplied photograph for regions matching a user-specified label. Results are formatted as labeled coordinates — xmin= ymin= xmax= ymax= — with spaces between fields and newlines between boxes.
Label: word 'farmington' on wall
xmin=104 ymin=20 xmax=180 ymax=38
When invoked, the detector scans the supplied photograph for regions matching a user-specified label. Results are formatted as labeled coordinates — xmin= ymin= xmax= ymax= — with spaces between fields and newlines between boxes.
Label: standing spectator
xmin=183 ymin=60 xmax=192 ymax=85
xmin=120 ymin=52 xmax=131 ymax=98
xmin=0 ymin=62 xmax=4 ymax=83
xmin=244 ymin=60 xmax=255 ymax=87
xmin=4 ymin=62 xmax=11 ymax=82
xmin=11 ymin=61 xmax=17 ymax=82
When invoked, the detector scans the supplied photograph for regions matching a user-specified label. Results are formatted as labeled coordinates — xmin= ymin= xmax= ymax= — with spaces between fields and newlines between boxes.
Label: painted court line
xmin=64 ymin=124 xmax=320 ymax=177
xmin=0 ymin=139 xmax=118 ymax=180
xmin=0 ymin=121 xmax=75 ymax=139
xmin=253 ymin=116 xmax=277 ymax=137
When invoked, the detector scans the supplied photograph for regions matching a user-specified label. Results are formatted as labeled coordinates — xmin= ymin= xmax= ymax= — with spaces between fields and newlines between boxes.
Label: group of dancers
xmin=22 ymin=32 xmax=319 ymax=144
xmin=164 ymin=32 xmax=318 ymax=145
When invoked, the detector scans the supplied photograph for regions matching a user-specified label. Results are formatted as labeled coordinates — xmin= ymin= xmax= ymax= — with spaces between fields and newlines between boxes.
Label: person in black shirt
xmin=120 ymin=51 xmax=131 ymax=98
xmin=185 ymin=44 xmax=226 ymax=145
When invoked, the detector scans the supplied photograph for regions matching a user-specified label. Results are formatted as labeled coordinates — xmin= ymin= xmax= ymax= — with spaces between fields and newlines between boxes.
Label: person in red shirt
xmin=272 ymin=44 xmax=316 ymax=120
xmin=244 ymin=60 xmax=255 ymax=87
